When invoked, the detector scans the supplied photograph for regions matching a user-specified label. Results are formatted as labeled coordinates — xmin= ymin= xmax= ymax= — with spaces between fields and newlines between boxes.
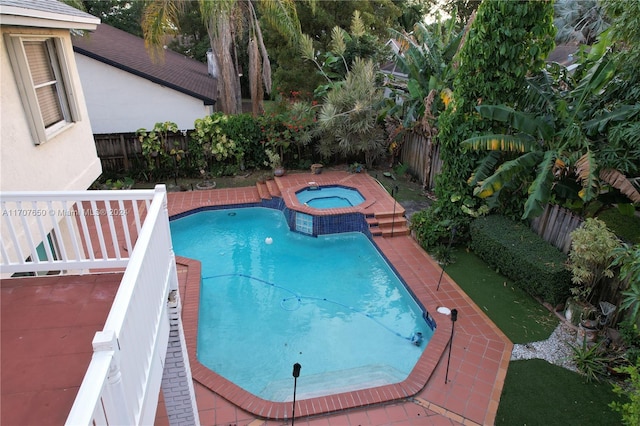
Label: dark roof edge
xmin=73 ymin=46 xmax=216 ymax=105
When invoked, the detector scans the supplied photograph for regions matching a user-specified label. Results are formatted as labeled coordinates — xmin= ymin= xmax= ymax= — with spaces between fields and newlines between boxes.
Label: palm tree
xmin=316 ymin=58 xmax=385 ymax=168
xmin=142 ymin=0 xmax=302 ymax=115
xmin=554 ymin=0 xmax=609 ymax=45
xmin=462 ymin=34 xmax=640 ymax=219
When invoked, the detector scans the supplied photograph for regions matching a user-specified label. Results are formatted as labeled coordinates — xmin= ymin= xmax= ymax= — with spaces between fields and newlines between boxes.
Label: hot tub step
xmin=266 ymin=179 xmax=281 ymax=197
xmin=256 ymin=182 xmax=271 ymax=200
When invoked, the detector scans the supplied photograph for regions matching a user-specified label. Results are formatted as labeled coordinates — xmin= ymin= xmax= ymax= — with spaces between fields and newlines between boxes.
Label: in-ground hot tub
xmin=296 ymin=185 xmax=365 ymax=209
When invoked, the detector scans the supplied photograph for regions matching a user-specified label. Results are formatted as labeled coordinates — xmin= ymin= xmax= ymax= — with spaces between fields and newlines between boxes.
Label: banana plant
xmin=462 ymin=33 xmax=640 ymax=219
xmin=384 ymin=20 xmax=462 ymax=130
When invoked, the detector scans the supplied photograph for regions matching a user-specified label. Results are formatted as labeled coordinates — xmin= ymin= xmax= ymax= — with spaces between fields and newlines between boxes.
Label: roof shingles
xmin=72 ymin=23 xmax=217 ymax=104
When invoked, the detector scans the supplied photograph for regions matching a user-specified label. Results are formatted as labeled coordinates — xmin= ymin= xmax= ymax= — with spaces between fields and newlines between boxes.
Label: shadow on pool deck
xmin=161 ymin=171 xmax=512 ymax=426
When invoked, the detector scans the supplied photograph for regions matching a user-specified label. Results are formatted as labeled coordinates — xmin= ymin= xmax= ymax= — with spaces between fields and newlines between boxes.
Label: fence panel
xmin=530 ymin=204 xmax=583 ymax=253
xmin=93 ymin=132 xmax=190 ymax=173
xmin=399 ymin=131 xmax=441 ymax=189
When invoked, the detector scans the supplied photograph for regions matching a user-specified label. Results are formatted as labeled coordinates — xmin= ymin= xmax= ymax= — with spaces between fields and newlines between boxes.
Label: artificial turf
xmin=445 ymin=249 xmax=558 ymax=344
xmin=447 ymin=248 xmax=626 ymax=425
xmin=496 ymin=359 xmax=624 ymax=425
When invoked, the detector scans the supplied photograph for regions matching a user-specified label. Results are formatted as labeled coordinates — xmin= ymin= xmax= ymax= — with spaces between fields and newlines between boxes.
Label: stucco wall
xmin=0 ymin=26 xmax=102 ymax=192
xmin=75 ymin=54 xmax=213 ymax=134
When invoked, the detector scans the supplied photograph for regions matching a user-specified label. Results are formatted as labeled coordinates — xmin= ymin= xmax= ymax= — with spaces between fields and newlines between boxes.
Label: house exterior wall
xmin=75 ymin=54 xmax=214 ymax=134
xmin=0 ymin=26 xmax=102 ymax=192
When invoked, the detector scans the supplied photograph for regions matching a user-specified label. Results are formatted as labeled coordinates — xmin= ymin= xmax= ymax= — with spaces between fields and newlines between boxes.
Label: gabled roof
xmin=72 ymin=23 xmax=217 ymax=105
xmin=0 ymin=0 xmax=99 ymax=30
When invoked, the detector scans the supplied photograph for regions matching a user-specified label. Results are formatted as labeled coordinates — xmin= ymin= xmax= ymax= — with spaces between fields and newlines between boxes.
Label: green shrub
xmin=597 ymin=206 xmax=640 ymax=244
xmin=223 ymin=114 xmax=265 ymax=169
xmin=410 ymin=206 xmax=467 ymax=252
xmin=470 ymin=215 xmax=571 ymax=305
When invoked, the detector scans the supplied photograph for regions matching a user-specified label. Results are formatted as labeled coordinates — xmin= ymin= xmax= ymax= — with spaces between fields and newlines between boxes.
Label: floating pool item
xmin=265 ymin=237 xmax=273 ymax=244
xmin=436 ymin=306 xmax=451 ymax=315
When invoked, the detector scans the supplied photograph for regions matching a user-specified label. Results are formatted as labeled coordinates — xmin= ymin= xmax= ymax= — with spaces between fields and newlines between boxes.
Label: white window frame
xmin=4 ymin=33 xmax=80 ymax=145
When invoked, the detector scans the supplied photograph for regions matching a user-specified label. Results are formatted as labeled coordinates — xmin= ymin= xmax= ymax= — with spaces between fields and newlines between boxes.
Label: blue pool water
xmin=170 ymin=208 xmax=433 ymax=401
xmin=296 ymin=185 xmax=365 ymax=208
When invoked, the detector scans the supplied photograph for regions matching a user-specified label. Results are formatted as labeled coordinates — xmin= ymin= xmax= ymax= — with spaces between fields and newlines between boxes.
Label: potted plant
xmin=311 ymin=163 xmax=323 ymax=174
xmin=349 ymin=162 xmax=363 ymax=173
xmin=564 ymin=218 xmax=620 ymax=325
xmin=196 ymin=169 xmax=216 ymax=190
xmin=264 ymin=148 xmax=285 ymax=176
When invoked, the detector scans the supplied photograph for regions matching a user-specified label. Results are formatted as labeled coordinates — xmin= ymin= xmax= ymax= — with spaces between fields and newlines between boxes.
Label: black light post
xmin=390 ymin=185 xmax=399 ymax=237
xmin=444 ymin=308 xmax=458 ymax=384
xmin=291 ymin=362 xmax=301 ymax=426
xmin=436 ymin=226 xmax=457 ymax=291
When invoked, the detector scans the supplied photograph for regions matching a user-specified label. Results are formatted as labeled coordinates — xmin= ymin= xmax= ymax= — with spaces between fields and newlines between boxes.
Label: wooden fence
xmin=398 ymin=131 xmax=441 ymax=190
xmin=94 ymin=132 xmax=190 ymax=173
xmin=530 ymin=204 xmax=584 ymax=253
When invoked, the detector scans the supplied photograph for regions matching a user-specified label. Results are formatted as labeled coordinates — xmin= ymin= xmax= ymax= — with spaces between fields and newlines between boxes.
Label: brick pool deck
xmin=159 ymin=171 xmax=512 ymax=426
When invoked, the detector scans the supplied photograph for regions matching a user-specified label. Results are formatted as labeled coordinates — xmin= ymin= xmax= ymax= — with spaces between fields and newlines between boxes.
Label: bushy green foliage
xmin=194 ymin=114 xmax=239 ymax=161
xmin=610 ymin=358 xmax=640 ymax=426
xmin=136 ymin=121 xmax=181 ymax=180
xmin=190 ymin=113 xmax=271 ymax=176
xmin=598 ymin=207 xmax=640 ymax=244
xmin=455 ymin=0 xmax=555 ymax=106
xmin=258 ymin=99 xmax=317 ymax=168
xmin=567 ymin=218 xmax=620 ymax=303
xmin=222 ymin=114 xmax=265 ymax=169
xmin=470 ymin=215 xmax=572 ymax=305
xmin=410 ymin=206 xmax=465 ymax=252
xmin=425 ymin=0 xmax=556 ymax=241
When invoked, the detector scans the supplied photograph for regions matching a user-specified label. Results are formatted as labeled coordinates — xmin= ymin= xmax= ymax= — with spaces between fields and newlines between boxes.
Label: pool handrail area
xmin=0 ymin=186 xmax=197 ymax=425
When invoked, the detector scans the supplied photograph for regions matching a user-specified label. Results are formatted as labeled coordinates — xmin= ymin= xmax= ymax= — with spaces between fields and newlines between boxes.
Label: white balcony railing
xmin=1 ymin=188 xmax=155 ymax=273
xmin=1 ymin=185 xmax=179 ymax=425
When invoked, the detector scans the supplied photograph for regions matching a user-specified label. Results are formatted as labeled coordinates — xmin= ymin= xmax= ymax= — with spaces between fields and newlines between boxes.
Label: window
xmin=5 ymin=34 xmax=79 ymax=144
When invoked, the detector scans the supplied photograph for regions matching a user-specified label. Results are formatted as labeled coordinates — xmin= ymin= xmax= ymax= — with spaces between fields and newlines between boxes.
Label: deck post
xmin=93 ymin=330 xmax=133 ymax=425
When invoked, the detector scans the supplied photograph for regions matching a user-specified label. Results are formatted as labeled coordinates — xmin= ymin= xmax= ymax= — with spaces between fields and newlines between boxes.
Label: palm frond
xmin=599 ymin=168 xmax=640 ymax=203
xmin=330 ymin=26 xmax=347 ymax=56
xmin=299 ymin=33 xmax=315 ymax=61
xmin=462 ymin=134 xmax=539 ymax=153
xmin=350 ymin=10 xmax=366 ymax=38
xmin=259 ymin=0 xmax=302 ymax=42
xmin=142 ymin=0 xmax=184 ymax=62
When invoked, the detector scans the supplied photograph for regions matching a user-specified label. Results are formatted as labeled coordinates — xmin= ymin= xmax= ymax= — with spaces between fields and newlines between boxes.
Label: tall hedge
xmin=470 ymin=215 xmax=571 ymax=305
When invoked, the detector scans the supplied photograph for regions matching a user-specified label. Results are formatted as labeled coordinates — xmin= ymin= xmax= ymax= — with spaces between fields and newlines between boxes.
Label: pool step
xmin=367 ymin=213 xmax=410 ymax=237
xmin=266 ymin=179 xmax=281 ymax=197
xmin=256 ymin=181 xmax=271 ymax=200
xmin=255 ymin=178 xmax=282 ymax=200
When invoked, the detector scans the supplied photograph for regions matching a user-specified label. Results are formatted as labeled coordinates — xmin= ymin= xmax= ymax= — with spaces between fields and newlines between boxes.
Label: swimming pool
xmin=170 ymin=207 xmax=433 ymax=402
xmin=296 ymin=185 xmax=365 ymax=208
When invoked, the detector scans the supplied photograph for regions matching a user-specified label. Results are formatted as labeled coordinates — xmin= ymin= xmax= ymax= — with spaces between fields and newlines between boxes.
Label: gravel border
xmin=511 ymin=322 xmax=580 ymax=373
